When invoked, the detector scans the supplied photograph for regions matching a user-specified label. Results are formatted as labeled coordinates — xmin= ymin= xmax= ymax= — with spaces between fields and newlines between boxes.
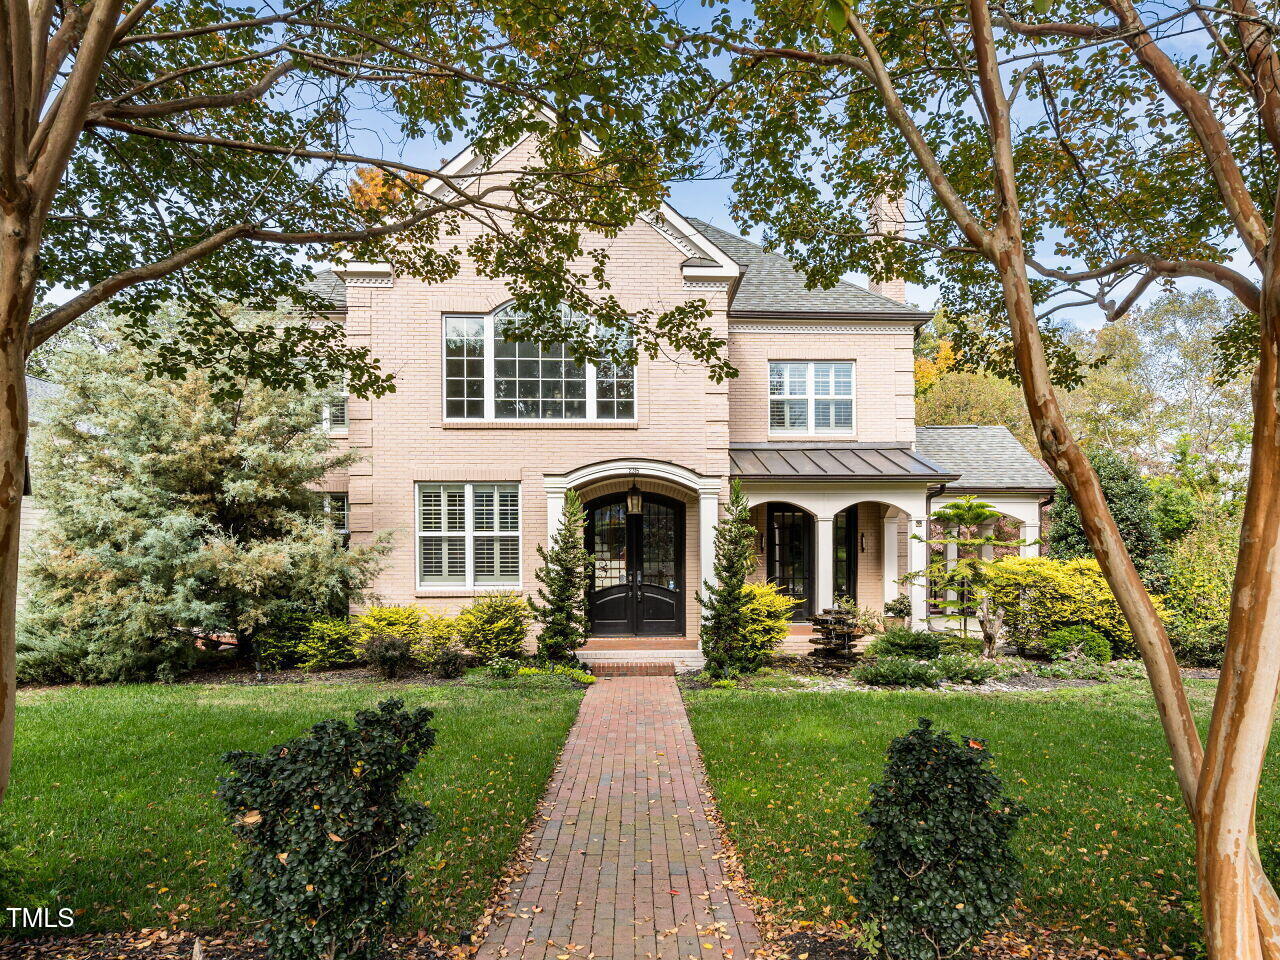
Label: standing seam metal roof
xmin=728 ymin=442 xmax=958 ymax=481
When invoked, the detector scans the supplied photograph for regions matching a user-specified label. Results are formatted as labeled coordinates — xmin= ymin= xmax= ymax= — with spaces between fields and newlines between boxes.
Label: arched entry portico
xmin=545 ymin=460 xmax=723 ymax=639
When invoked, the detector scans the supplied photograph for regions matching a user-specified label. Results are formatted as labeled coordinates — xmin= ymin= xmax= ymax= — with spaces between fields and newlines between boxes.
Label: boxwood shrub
xmin=861 ymin=719 xmax=1026 ymax=960
xmin=218 ymin=698 xmax=436 ymax=960
xmin=855 ymin=656 xmax=939 ymax=688
xmin=868 ymin=627 xmax=941 ymax=661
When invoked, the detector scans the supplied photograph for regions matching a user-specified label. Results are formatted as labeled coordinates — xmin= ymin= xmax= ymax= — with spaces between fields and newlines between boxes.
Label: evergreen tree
xmin=17 ymin=310 xmax=386 ymax=684
xmin=699 ymin=480 xmax=758 ymax=677
xmin=531 ymin=489 xmax=592 ymax=663
xmin=1047 ymin=449 xmax=1168 ymax=590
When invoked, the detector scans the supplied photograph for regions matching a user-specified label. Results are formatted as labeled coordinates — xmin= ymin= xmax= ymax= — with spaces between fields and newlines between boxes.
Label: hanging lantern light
xmin=626 ymin=481 xmax=643 ymax=515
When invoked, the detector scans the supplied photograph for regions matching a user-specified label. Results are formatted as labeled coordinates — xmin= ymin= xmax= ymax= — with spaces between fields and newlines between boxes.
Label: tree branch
xmin=1027 ymin=254 xmax=1263 ymax=314
xmin=89 ymin=58 xmax=296 ymax=121
xmin=1101 ymin=0 xmax=1270 ymax=263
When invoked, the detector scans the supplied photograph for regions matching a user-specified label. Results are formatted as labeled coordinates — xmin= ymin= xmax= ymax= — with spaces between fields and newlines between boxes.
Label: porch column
xmin=979 ymin=522 xmax=996 ymax=561
xmin=698 ymin=486 xmax=720 ymax=594
xmin=1020 ymin=522 xmax=1041 ymax=557
xmin=815 ymin=516 xmax=834 ymax=614
xmin=882 ymin=516 xmax=900 ymax=604
xmin=545 ymin=482 xmax=566 ymax=543
xmin=907 ymin=515 xmax=929 ymax=624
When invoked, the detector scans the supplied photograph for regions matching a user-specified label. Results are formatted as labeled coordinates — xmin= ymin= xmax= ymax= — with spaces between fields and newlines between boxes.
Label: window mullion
xmin=483 ymin=314 xmax=496 ymax=421
xmin=807 ymin=362 xmax=816 ymax=436
xmin=464 ymin=483 xmax=475 ymax=587
xmin=586 ymin=360 xmax=598 ymax=422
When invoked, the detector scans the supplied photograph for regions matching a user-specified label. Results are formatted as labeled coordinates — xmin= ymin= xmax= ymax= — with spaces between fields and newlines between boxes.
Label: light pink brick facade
xmin=321 ymin=144 xmax=930 ymax=632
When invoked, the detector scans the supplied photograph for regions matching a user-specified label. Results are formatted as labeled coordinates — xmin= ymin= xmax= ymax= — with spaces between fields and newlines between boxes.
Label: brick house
xmin=311 ymin=133 xmax=1053 ymax=668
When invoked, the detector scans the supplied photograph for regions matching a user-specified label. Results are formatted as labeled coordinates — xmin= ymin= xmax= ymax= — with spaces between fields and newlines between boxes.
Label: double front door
xmin=586 ymin=493 xmax=684 ymax=636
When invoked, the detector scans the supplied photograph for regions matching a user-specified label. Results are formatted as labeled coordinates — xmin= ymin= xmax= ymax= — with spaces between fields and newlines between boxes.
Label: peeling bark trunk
xmin=0 ymin=213 xmax=36 ymax=806
xmin=1196 ymin=209 xmax=1280 ymax=960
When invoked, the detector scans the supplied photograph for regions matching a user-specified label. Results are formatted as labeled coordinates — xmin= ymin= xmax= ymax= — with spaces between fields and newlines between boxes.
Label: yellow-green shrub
xmin=737 ymin=582 xmax=797 ymax=670
xmin=457 ymin=592 xmax=531 ymax=662
xmin=984 ymin=556 xmax=1162 ymax=659
xmin=354 ymin=606 xmax=424 ymax=678
xmin=1166 ymin=516 xmax=1237 ymax=666
xmin=410 ymin=613 xmax=457 ymax=659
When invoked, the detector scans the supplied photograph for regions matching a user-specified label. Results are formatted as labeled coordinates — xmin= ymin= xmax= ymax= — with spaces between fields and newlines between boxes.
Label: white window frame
xmin=441 ymin=311 xmax=637 ymax=423
xmin=323 ymin=492 xmax=349 ymax=535
xmin=415 ymin=481 xmax=522 ymax=589
xmin=767 ymin=360 xmax=856 ymax=437
xmin=322 ymin=383 xmax=348 ymax=436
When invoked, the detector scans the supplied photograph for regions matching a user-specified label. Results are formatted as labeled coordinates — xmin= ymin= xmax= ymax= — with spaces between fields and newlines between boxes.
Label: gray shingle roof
xmin=301 ymin=270 xmax=346 ymax=311
xmin=729 ymin=442 xmax=958 ymax=482
xmin=914 ymin=426 xmax=1056 ymax=492
xmin=687 ymin=218 xmax=929 ymax=320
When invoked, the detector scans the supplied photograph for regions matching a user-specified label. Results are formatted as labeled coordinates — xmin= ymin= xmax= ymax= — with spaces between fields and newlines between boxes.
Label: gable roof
xmin=686 ymin=219 xmax=930 ymax=321
xmin=914 ymin=425 xmax=1056 ymax=492
xmin=301 ymin=270 xmax=346 ymax=311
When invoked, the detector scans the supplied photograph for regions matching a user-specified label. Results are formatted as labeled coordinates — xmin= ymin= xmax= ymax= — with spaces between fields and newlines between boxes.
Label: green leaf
xmin=824 ymin=0 xmax=851 ymax=33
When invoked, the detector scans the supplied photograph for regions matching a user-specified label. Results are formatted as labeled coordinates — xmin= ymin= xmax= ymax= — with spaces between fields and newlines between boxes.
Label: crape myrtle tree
xmin=0 ymin=0 xmax=726 ymax=800
xmin=688 ymin=0 xmax=1280 ymax=954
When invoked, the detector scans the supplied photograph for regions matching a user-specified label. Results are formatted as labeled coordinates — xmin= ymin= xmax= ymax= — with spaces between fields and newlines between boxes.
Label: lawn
xmin=4 ymin=680 xmax=583 ymax=938
xmin=685 ymin=679 xmax=1276 ymax=956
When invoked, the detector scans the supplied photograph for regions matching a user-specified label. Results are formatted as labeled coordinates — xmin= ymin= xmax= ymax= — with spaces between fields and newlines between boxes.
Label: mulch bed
xmin=0 ymin=929 xmax=456 ymax=960
xmin=778 ymin=927 xmax=1177 ymax=960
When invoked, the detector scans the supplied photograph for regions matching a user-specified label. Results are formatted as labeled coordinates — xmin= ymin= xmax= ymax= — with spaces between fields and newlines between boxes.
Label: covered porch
xmin=731 ymin=441 xmax=961 ymax=624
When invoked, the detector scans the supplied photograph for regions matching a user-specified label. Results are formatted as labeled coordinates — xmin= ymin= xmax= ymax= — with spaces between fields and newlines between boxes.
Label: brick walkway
xmin=475 ymin=677 xmax=763 ymax=960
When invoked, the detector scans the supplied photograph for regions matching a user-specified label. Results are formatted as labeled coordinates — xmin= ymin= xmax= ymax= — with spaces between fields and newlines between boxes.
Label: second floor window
xmin=768 ymin=361 xmax=855 ymax=435
xmin=444 ymin=308 xmax=635 ymax=421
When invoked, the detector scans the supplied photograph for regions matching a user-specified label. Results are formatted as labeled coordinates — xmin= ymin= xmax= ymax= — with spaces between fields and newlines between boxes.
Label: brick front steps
xmin=589 ymin=662 xmax=677 ymax=677
xmin=577 ymin=637 xmax=705 ymax=675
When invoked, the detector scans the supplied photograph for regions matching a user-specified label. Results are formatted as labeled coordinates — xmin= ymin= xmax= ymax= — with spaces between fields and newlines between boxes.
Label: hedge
xmin=985 ymin=556 xmax=1165 ymax=659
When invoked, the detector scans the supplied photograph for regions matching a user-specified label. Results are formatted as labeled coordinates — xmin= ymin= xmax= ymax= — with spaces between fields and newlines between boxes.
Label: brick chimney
xmin=867 ymin=194 xmax=907 ymax=304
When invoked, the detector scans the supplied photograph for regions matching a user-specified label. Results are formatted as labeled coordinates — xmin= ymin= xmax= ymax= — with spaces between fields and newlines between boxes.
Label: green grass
xmin=685 ymin=680 xmax=1275 ymax=955
xmin=6 ymin=681 xmax=583 ymax=937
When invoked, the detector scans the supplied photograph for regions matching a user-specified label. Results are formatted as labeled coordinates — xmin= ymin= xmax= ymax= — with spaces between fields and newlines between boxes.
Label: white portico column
xmin=882 ymin=516 xmax=900 ymax=604
xmin=1020 ymin=522 xmax=1042 ymax=557
xmin=545 ymin=482 xmax=566 ymax=543
xmin=815 ymin=516 xmax=835 ymax=614
xmin=907 ymin=515 xmax=929 ymax=624
xmin=698 ymin=485 xmax=721 ymax=596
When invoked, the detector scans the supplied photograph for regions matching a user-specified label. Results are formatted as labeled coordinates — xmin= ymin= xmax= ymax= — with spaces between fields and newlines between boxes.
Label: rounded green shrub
xmin=869 ymin=626 xmax=941 ymax=660
xmin=861 ymin=719 xmax=1026 ymax=960
xmin=1042 ymin=624 xmax=1111 ymax=663
xmin=218 ymin=698 xmax=435 ymax=960
xmin=457 ymin=592 xmax=531 ymax=662
xmin=935 ymin=654 xmax=998 ymax=684
xmin=487 ymin=655 xmax=523 ymax=679
xmin=856 ymin=656 xmax=939 ymax=688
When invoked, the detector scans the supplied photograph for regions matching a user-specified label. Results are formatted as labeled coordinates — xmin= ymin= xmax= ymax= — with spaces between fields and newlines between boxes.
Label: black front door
xmin=767 ymin=504 xmax=814 ymax=620
xmin=586 ymin=493 xmax=684 ymax=635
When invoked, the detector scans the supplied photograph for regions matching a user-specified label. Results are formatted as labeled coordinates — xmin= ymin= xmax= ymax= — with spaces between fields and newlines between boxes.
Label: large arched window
xmin=442 ymin=303 xmax=636 ymax=422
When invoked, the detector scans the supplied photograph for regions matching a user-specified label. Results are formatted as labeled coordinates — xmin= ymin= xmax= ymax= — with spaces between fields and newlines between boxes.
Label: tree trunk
xmin=1196 ymin=215 xmax=1280 ymax=960
xmin=0 ymin=213 xmax=37 ymax=806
